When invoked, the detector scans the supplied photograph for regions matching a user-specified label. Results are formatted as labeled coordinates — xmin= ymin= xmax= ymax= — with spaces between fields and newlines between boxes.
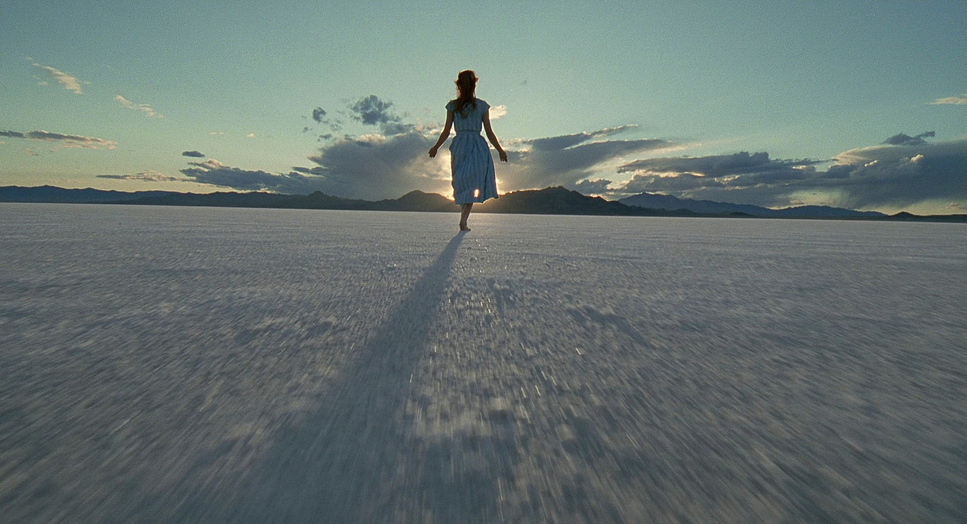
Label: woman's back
xmin=446 ymin=99 xmax=490 ymax=133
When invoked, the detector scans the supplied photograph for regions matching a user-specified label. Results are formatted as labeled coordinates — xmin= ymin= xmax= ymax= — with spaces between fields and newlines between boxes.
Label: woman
xmin=429 ymin=70 xmax=508 ymax=231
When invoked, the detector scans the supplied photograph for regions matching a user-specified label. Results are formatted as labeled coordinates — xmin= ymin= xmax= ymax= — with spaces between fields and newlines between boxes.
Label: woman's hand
xmin=498 ymin=149 xmax=508 ymax=162
xmin=428 ymin=146 xmax=438 ymax=158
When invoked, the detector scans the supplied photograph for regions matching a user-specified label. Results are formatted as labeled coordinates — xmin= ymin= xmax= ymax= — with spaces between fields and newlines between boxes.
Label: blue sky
xmin=2 ymin=0 xmax=965 ymax=213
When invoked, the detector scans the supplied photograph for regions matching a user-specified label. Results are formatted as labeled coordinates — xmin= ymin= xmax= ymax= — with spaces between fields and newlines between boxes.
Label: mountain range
xmin=2 ymin=185 xmax=964 ymax=221
xmin=618 ymin=192 xmax=887 ymax=218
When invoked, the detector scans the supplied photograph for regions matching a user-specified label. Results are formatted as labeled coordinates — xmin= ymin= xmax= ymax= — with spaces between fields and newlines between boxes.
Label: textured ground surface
xmin=2 ymin=204 xmax=966 ymax=523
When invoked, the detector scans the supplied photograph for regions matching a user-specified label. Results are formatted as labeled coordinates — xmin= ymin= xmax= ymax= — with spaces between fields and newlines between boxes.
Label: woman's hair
xmin=454 ymin=70 xmax=478 ymax=115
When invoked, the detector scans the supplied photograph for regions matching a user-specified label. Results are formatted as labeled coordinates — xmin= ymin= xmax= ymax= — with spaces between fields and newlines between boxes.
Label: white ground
xmin=2 ymin=204 xmax=966 ymax=523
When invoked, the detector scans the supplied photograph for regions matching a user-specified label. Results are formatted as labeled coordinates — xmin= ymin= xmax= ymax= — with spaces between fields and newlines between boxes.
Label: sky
xmin=2 ymin=0 xmax=965 ymax=214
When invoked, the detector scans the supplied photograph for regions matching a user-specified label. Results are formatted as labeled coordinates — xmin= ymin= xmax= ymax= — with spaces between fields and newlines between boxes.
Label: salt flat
xmin=2 ymin=203 xmax=966 ymax=523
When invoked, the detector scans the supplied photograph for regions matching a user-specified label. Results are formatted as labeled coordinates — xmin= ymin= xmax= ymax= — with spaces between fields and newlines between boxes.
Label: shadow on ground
xmin=175 ymin=231 xmax=513 ymax=522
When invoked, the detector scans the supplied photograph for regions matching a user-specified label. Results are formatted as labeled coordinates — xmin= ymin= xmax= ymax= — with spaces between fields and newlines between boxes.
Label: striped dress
xmin=447 ymin=98 xmax=498 ymax=204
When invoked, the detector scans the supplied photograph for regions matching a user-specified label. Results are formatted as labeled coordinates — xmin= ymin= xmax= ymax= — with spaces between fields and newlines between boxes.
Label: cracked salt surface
xmin=2 ymin=203 xmax=966 ymax=523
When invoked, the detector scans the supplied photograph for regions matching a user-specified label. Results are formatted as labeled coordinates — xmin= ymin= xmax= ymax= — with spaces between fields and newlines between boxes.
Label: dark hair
xmin=454 ymin=70 xmax=478 ymax=115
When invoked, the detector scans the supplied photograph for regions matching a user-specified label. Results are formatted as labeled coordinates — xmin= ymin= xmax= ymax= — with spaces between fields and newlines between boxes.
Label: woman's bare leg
xmin=459 ymin=203 xmax=473 ymax=231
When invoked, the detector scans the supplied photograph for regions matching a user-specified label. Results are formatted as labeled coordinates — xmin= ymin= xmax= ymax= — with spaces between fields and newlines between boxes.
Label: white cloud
xmin=489 ymin=105 xmax=508 ymax=119
xmin=499 ymin=127 xmax=676 ymax=192
xmin=31 ymin=62 xmax=83 ymax=94
xmin=115 ymin=95 xmax=161 ymax=118
xmin=304 ymin=130 xmax=449 ymax=199
xmin=931 ymin=93 xmax=967 ymax=105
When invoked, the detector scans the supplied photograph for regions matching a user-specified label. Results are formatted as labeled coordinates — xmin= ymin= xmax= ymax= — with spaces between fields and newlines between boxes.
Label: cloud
xmin=499 ymin=126 xmax=676 ymax=192
xmin=347 ymin=95 xmax=413 ymax=135
xmin=179 ymin=93 xmax=675 ymax=200
xmin=177 ymin=158 xmax=355 ymax=195
xmin=182 ymin=150 xmax=205 ymax=158
xmin=350 ymin=95 xmax=399 ymax=126
xmin=173 ymin=88 xmax=965 ymax=211
xmin=0 ymin=129 xmax=116 ymax=149
xmin=489 ymin=105 xmax=507 ymax=120
xmin=931 ymin=93 xmax=967 ymax=105
xmin=31 ymin=62 xmax=83 ymax=94
xmin=175 ymin=129 xmax=448 ymax=199
xmin=302 ymin=130 xmax=447 ymax=199
xmin=98 ymin=171 xmax=186 ymax=182
xmin=305 ymin=106 xmax=343 ymax=137
xmin=882 ymin=131 xmax=934 ymax=146
xmin=617 ymin=151 xmax=820 ymax=185
xmin=819 ymin=136 xmax=967 ymax=209
xmin=572 ymin=179 xmax=613 ymax=195
xmin=611 ymin=133 xmax=967 ymax=210
xmin=115 ymin=95 xmax=161 ymax=118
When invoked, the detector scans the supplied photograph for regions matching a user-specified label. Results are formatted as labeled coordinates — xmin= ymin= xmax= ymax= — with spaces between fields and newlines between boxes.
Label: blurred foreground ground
xmin=2 ymin=204 xmax=966 ymax=523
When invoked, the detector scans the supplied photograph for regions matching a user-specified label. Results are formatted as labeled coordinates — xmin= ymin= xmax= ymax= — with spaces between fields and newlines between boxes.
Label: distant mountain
xmin=0 ymin=185 xmax=176 ymax=203
xmin=619 ymin=192 xmax=766 ymax=216
xmin=4 ymin=185 xmax=962 ymax=221
xmin=124 ymin=191 xmax=293 ymax=208
xmin=274 ymin=190 xmax=455 ymax=212
xmin=475 ymin=186 xmax=671 ymax=216
xmin=620 ymin=191 xmax=885 ymax=218
xmin=771 ymin=205 xmax=885 ymax=219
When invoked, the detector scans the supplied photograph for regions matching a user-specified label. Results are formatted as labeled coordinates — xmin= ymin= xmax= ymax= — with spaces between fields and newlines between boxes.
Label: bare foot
xmin=459 ymin=222 xmax=470 ymax=232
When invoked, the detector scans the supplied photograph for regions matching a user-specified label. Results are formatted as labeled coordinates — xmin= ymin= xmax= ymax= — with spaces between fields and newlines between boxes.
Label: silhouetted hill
xmin=125 ymin=191 xmax=292 ymax=207
xmin=886 ymin=211 xmax=967 ymax=223
xmin=276 ymin=190 xmax=455 ymax=212
xmin=0 ymin=185 xmax=175 ymax=203
xmin=476 ymin=187 xmax=670 ymax=216
xmin=772 ymin=205 xmax=884 ymax=219
xmin=620 ymin=191 xmax=885 ymax=218
xmin=373 ymin=190 xmax=455 ymax=212
xmin=3 ymin=185 xmax=963 ymax=221
xmin=272 ymin=191 xmax=371 ymax=210
xmin=620 ymin=192 xmax=768 ymax=216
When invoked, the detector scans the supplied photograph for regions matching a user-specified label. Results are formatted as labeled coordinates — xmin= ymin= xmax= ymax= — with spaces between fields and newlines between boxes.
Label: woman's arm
xmin=428 ymin=111 xmax=454 ymax=157
xmin=483 ymin=110 xmax=508 ymax=162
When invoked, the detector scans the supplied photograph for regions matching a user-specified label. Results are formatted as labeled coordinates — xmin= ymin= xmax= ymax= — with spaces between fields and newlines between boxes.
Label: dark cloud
xmin=181 ymin=150 xmax=205 ymax=158
xmin=0 ymin=129 xmax=116 ymax=149
xmin=179 ymin=159 xmax=323 ymax=194
xmin=813 ymin=137 xmax=967 ymax=209
xmin=611 ymin=133 xmax=967 ymax=210
xmin=304 ymin=106 xmax=343 ymax=137
xmin=350 ymin=95 xmax=399 ymax=126
xmin=620 ymin=172 xmax=723 ymax=195
xmin=348 ymin=95 xmax=415 ymax=135
xmin=98 ymin=171 xmax=186 ymax=183
xmin=882 ymin=131 xmax=935 ymax=146
xmin=618 ymin=151 xmax=819 ymax=180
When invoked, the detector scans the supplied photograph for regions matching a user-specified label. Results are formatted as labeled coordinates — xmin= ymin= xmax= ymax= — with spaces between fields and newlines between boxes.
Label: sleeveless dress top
xmin=446 ymin=98 xmax=498 ymax=204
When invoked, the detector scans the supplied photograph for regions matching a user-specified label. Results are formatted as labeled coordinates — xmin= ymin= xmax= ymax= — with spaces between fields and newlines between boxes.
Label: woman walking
xmin=429 ymin=70 xmax=508 ymax=231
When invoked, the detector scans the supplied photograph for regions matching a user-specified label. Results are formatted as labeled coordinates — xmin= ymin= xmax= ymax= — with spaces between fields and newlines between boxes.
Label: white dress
xmin=446 ymin=98 xmax=498 ymax=204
